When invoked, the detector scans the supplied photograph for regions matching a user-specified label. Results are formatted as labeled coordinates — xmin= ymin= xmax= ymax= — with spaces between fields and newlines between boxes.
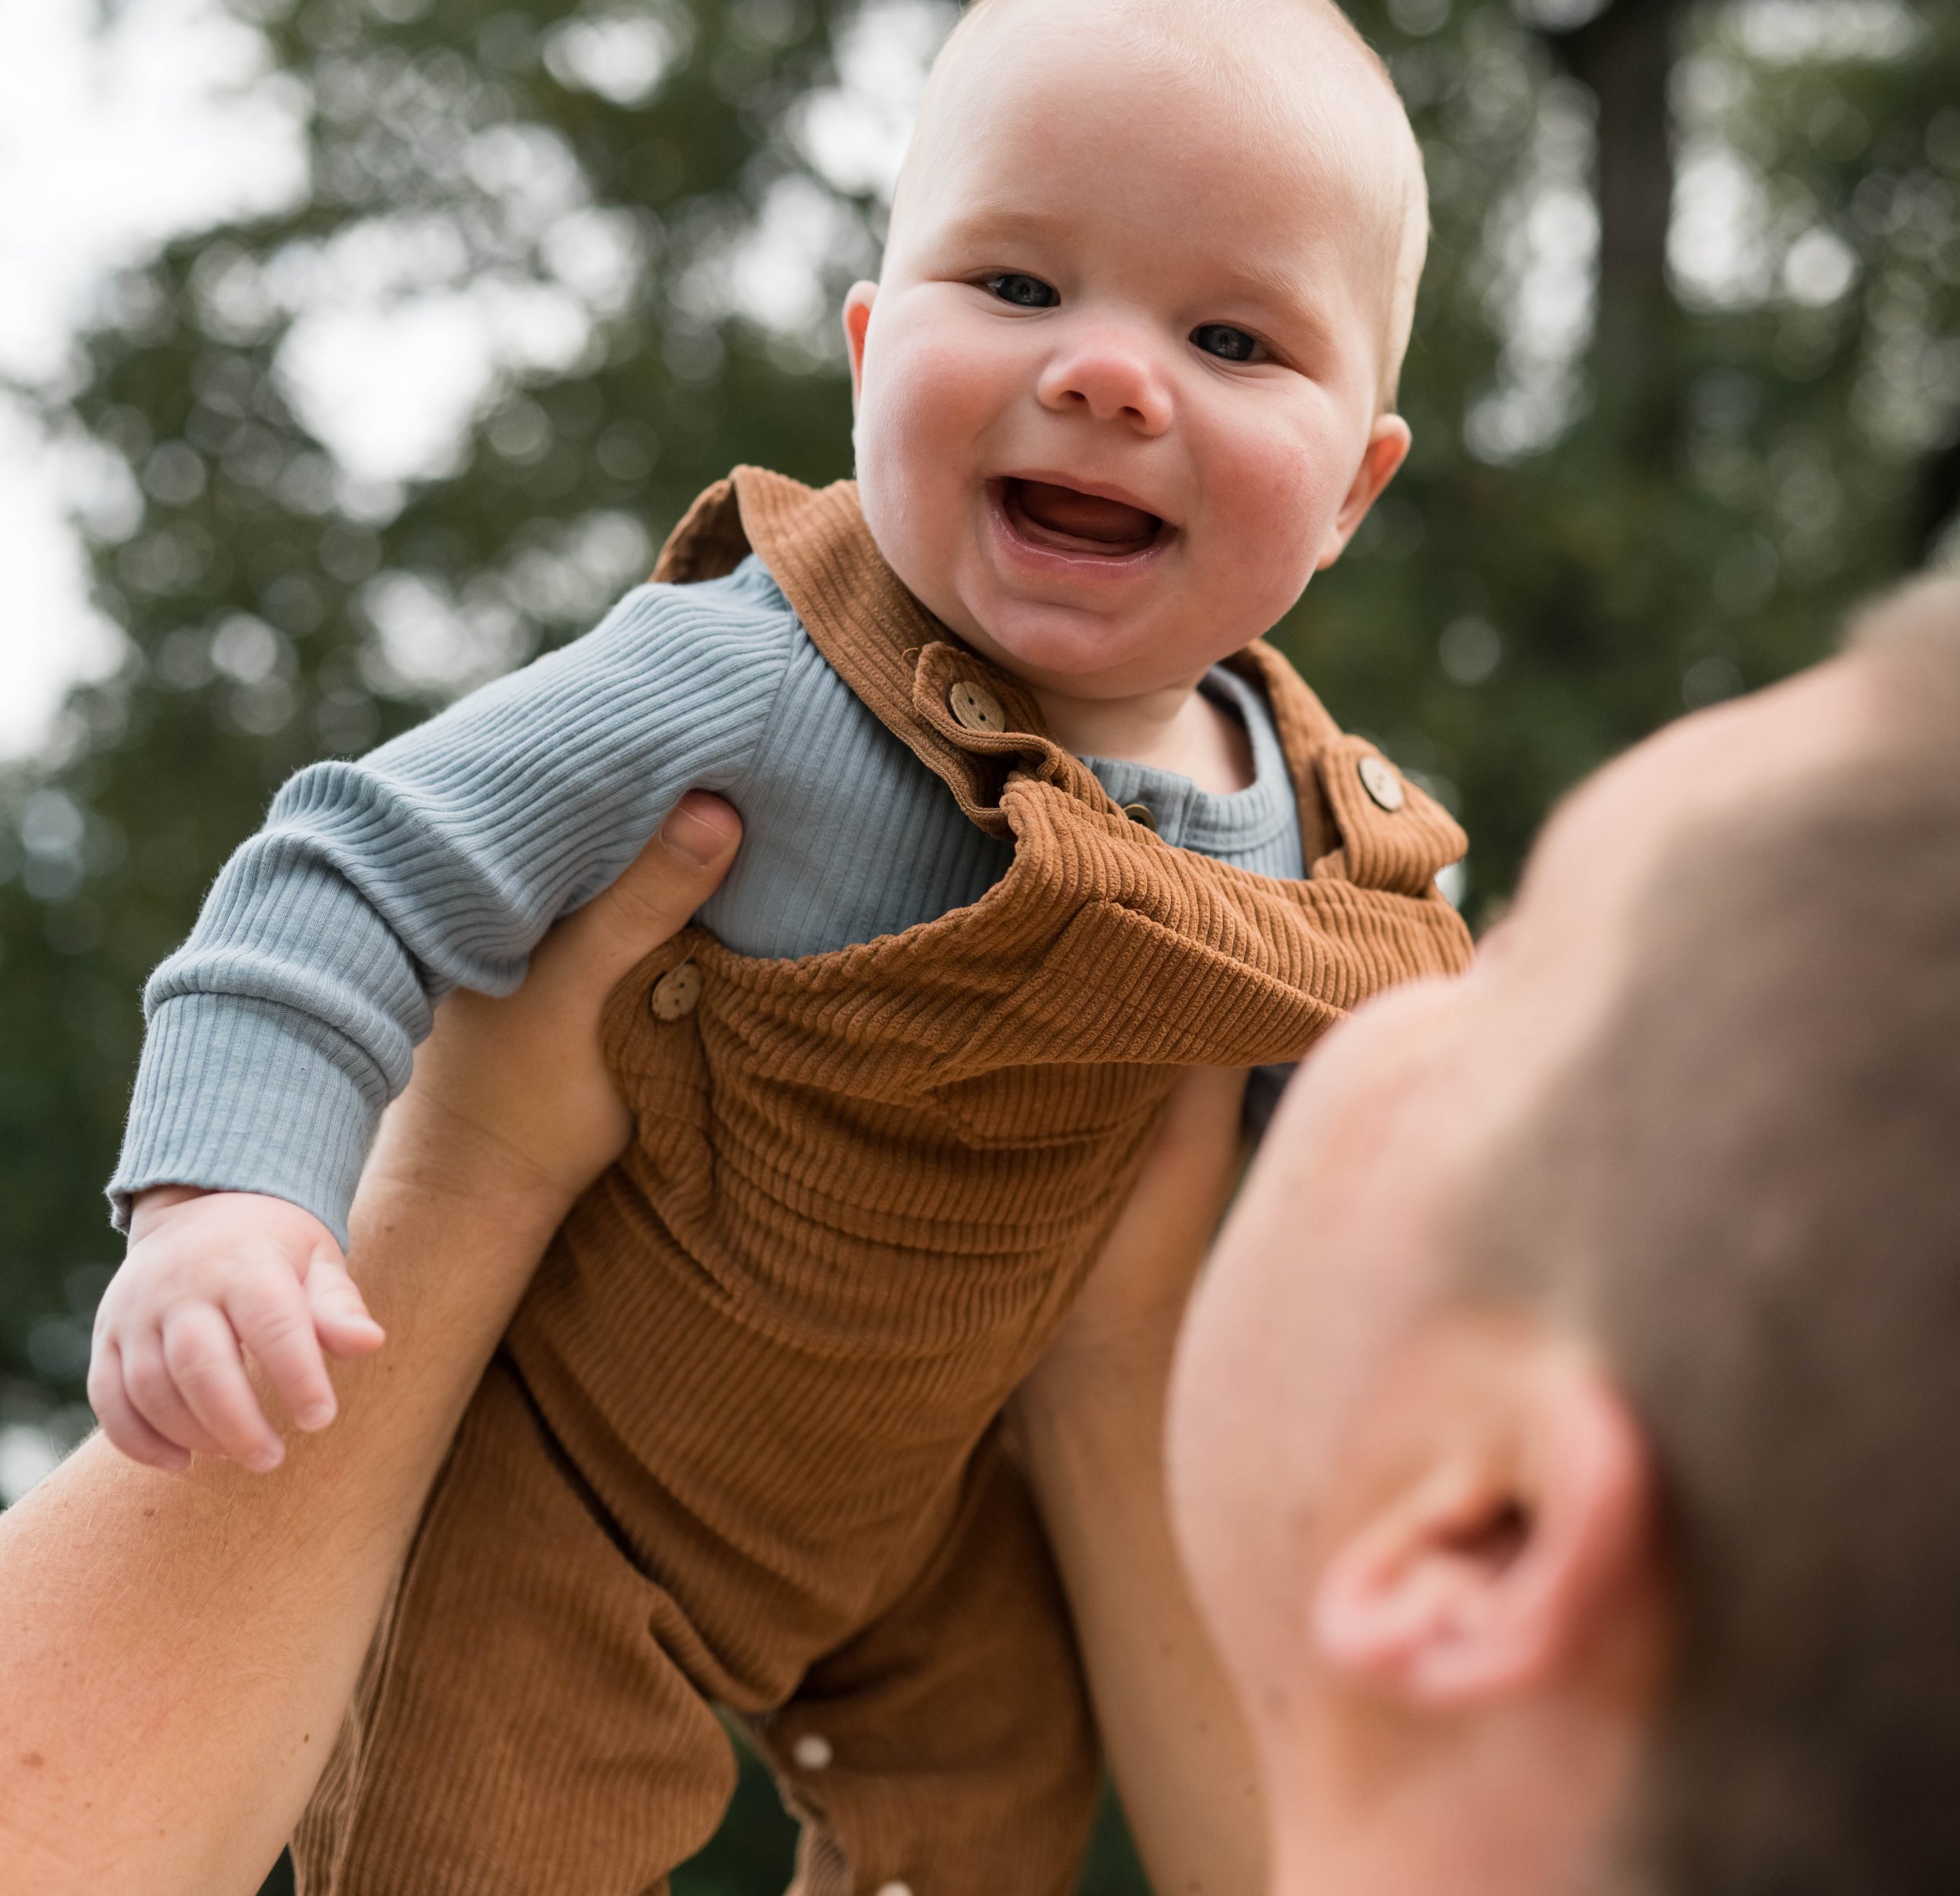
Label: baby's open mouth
xmin=996 ymin=478 xmax=1165 ymax=558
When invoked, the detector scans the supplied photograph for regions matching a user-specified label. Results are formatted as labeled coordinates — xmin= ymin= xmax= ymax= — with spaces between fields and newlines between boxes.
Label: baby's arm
xmin=90 ymin=1187 xmax=383 ymax=1472
xmin=1012 ymin=1066 xmax=1265 ymax=1896
xmin=2 ymin=805 xmax=740 ymax=1896
xmin=96 ymin=583 xmax=789 ymax=1471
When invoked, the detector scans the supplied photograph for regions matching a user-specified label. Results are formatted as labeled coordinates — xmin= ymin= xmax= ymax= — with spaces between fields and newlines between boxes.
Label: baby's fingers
xmin=227 ymin=1265 xmax=336 ymax=1442
xmin=120 ymin=1329 xmax=229 ymax=1462
xmin=88 ymin=1337 xmax=192 ymax=1473
xmin=162 ymin=1302 xmax=285 ymax=1471
xmin=304 ymin=1251 xmax=386 ymax=1360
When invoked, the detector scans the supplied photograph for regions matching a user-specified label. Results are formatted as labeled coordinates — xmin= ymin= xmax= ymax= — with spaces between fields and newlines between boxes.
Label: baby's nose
xmin=1036 ymin=325 xmax=1174 ymax=434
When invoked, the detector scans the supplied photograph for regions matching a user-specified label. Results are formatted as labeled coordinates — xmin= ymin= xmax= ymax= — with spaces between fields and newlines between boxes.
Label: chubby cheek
xmin=856 ymin=302 xmax=1018 ymax=587
xmin=1189 ymin=401 xmax=1358 ymax=627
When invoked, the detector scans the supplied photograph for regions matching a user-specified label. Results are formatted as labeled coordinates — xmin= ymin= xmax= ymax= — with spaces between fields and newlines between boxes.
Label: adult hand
xmin=0 ymin=793 xmax=740 ymax=1896
xmin=381 ymin=787 xmax=741 ymax=1216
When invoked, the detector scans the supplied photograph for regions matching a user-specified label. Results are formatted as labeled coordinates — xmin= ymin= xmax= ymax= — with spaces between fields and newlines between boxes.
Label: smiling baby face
xmin=844 ymin=0 xmax=1427 ymax=703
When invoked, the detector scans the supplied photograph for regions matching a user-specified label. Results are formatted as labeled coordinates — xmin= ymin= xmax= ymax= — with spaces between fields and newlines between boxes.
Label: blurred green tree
xmin=2 ymin=0 xmax=875 ymax=1422
xmin=3 ymin=0 xmax=1958 ymax=1889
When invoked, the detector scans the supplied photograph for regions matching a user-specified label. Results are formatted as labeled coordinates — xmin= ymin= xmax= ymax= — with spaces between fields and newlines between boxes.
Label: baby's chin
xmin=956 ymin=592 xmax=1218 ymax=700
xmin=862 ymin=480 xmax=1246 ymax=696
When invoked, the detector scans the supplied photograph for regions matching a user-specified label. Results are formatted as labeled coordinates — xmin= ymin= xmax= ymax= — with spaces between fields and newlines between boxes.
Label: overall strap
xmin=653 ymin=469 xmax=1109 ymax=840
xmin=1220 ymin=645 xmax=1468 ymax=895
xmin=655 ymin=470 xmax=1470 ymax=895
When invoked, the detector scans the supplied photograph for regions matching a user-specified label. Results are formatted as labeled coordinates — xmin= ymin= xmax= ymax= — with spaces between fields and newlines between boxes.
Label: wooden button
xmin=1357 ymin=754 xmax=1406 ymax=812
xmin=648 ymin=962 xmax=701 ymax=1021
xmin=947 ymin=680 xmax=1006 ymax=734
xmin=1123 ymin=801 xmax=1156 ymax=830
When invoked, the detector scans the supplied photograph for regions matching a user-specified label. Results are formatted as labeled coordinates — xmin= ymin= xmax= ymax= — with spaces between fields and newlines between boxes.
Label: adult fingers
xmin=119 ymin=1329 xmax=223 ymax=1463
xmin=546 ymin=793 xmax=743 ymax=991
xmin=162 ymin=1302 xmax=285 ymax=1469
xmin=88 ymin=1337 xmax=191 ymax=1473
xmin=223 ymin=1265 xmax=333 ymax=1454
xmin=657 ymin=790 xmax=743 ymax=870
xmin=390 ymin=793 xmax=743 ymax=1214
xmin=305 ymin=1251 xmax=387 ymax=1358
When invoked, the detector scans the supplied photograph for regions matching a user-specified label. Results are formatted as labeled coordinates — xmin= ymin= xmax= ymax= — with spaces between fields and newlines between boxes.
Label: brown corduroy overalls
xmin=295 ymin=470 xmax=1474 ymax=1896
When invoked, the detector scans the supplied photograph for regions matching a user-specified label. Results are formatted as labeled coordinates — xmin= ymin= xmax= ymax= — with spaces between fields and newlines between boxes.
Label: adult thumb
xmin=561 ymin=792 xmax=742 ymax=980
xmin=654 ymin=790 xmax=743 ymax=871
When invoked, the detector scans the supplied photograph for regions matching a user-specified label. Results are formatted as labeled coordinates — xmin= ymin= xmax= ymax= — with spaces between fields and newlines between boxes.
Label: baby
xmin=96 ymin=1 xmax=1471 ymax=1891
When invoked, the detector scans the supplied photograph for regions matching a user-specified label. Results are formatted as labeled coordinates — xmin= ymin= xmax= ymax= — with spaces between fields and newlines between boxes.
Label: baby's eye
xmin=1192 ymin=324 xmax=1266 ymax=363
xmin=985 ymin=273 xmax=1059 ymax=310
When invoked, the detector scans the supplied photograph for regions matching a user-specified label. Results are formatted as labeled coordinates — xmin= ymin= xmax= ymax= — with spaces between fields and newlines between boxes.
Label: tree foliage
xmin=3 ymin=0 xmax=1958 ymax=1884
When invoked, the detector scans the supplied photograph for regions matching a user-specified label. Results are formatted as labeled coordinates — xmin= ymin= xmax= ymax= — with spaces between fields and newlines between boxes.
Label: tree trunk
xmin=1915 ymin=433 xmax=1960 ymax=563
xmin=1545 ymin=0 xmax=1689 ymax=445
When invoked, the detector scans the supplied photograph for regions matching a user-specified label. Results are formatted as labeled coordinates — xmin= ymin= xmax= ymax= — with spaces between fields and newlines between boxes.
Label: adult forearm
xmin=0 ymin=1113 xmax=572 ymax=1896
xmin=1018 ymin=1353 xmax=1265 ymax=1896
xmin=1 ymin=800 xmax=745 ymax=1896
xmin=1012 ymin=1066 xmax=1265 ymax=1896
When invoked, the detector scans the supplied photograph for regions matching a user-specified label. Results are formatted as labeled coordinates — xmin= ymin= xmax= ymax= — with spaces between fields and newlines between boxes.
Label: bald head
xmin=1469 ymin=583 xmax=1960 ymax=1892
xmin=1171 ymin=583 xmax=1960 ymax=1896
xmin=894 ymin=0 xmax=1428 ymax=406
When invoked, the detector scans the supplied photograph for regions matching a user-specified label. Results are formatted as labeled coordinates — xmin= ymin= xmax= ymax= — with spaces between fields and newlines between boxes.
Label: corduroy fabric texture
xmin=294 ymin=470 xmax=1474 ymax=1896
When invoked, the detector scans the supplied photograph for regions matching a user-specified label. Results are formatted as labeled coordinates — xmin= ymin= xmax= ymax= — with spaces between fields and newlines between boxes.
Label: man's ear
xmin=843 ymin=281 xmax=877 ymax=409
xmin=1309 ymin=1328 xmax=1653 ymax=1707
xmin=1316 ymin=413 xmax=1412 ymax=571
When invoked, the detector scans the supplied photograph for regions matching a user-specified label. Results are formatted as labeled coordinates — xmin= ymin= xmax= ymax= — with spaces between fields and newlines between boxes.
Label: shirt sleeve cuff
xmin=107 ymin=993 xmax=387 ymax=1251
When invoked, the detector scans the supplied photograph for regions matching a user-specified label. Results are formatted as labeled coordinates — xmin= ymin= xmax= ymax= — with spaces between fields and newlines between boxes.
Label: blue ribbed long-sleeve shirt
xmin=111 ymin=555 xmax=1305 ymax=1247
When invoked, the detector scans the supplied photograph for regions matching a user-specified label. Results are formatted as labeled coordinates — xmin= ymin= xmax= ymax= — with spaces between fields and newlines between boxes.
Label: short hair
xmin=1471 ymin=578 xmax=1960 ymax=1889
xmin=938 ymin=0 xmax=1428 ymax=407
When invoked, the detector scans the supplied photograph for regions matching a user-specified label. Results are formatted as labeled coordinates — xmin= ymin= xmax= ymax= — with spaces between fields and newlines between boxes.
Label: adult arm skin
xmin=0 ymin=794 xmax=742 ymax=1896
xmin=1013 ymin=1066 xmax=1267 ymax=1896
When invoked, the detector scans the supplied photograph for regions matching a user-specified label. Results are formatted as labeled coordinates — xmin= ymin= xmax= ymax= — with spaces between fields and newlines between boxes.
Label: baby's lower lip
xmin=989 ymin=478 xmax=1170 ymax=565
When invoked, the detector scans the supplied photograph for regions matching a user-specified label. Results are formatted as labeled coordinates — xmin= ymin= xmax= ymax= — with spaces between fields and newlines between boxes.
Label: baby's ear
xmin=1317 ymin=414 xmax=1412 ymax=571
xmin=843 ymin=282 xmax=879 ymax=406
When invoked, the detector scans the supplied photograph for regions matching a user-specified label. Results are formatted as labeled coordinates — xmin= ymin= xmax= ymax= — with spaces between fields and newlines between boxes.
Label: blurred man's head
xmin=1170 ymin=578 xmax=1960 ymax=1896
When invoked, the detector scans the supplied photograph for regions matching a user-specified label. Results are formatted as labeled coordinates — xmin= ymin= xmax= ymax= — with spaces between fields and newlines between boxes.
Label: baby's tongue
xmin=1012 ymin=478 xmax=1159 ymax=548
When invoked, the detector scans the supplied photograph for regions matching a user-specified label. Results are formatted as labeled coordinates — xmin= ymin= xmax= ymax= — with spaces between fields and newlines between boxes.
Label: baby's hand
xmin=89 ymin=1186 xmax=385 ymax=1473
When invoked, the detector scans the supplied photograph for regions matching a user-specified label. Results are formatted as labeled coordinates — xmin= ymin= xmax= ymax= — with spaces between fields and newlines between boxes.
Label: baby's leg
xmin=753 ymin=1430 xmax=1101 ymax=1896
xmin=293 ymin=1357 xmax=738 ymax=1895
